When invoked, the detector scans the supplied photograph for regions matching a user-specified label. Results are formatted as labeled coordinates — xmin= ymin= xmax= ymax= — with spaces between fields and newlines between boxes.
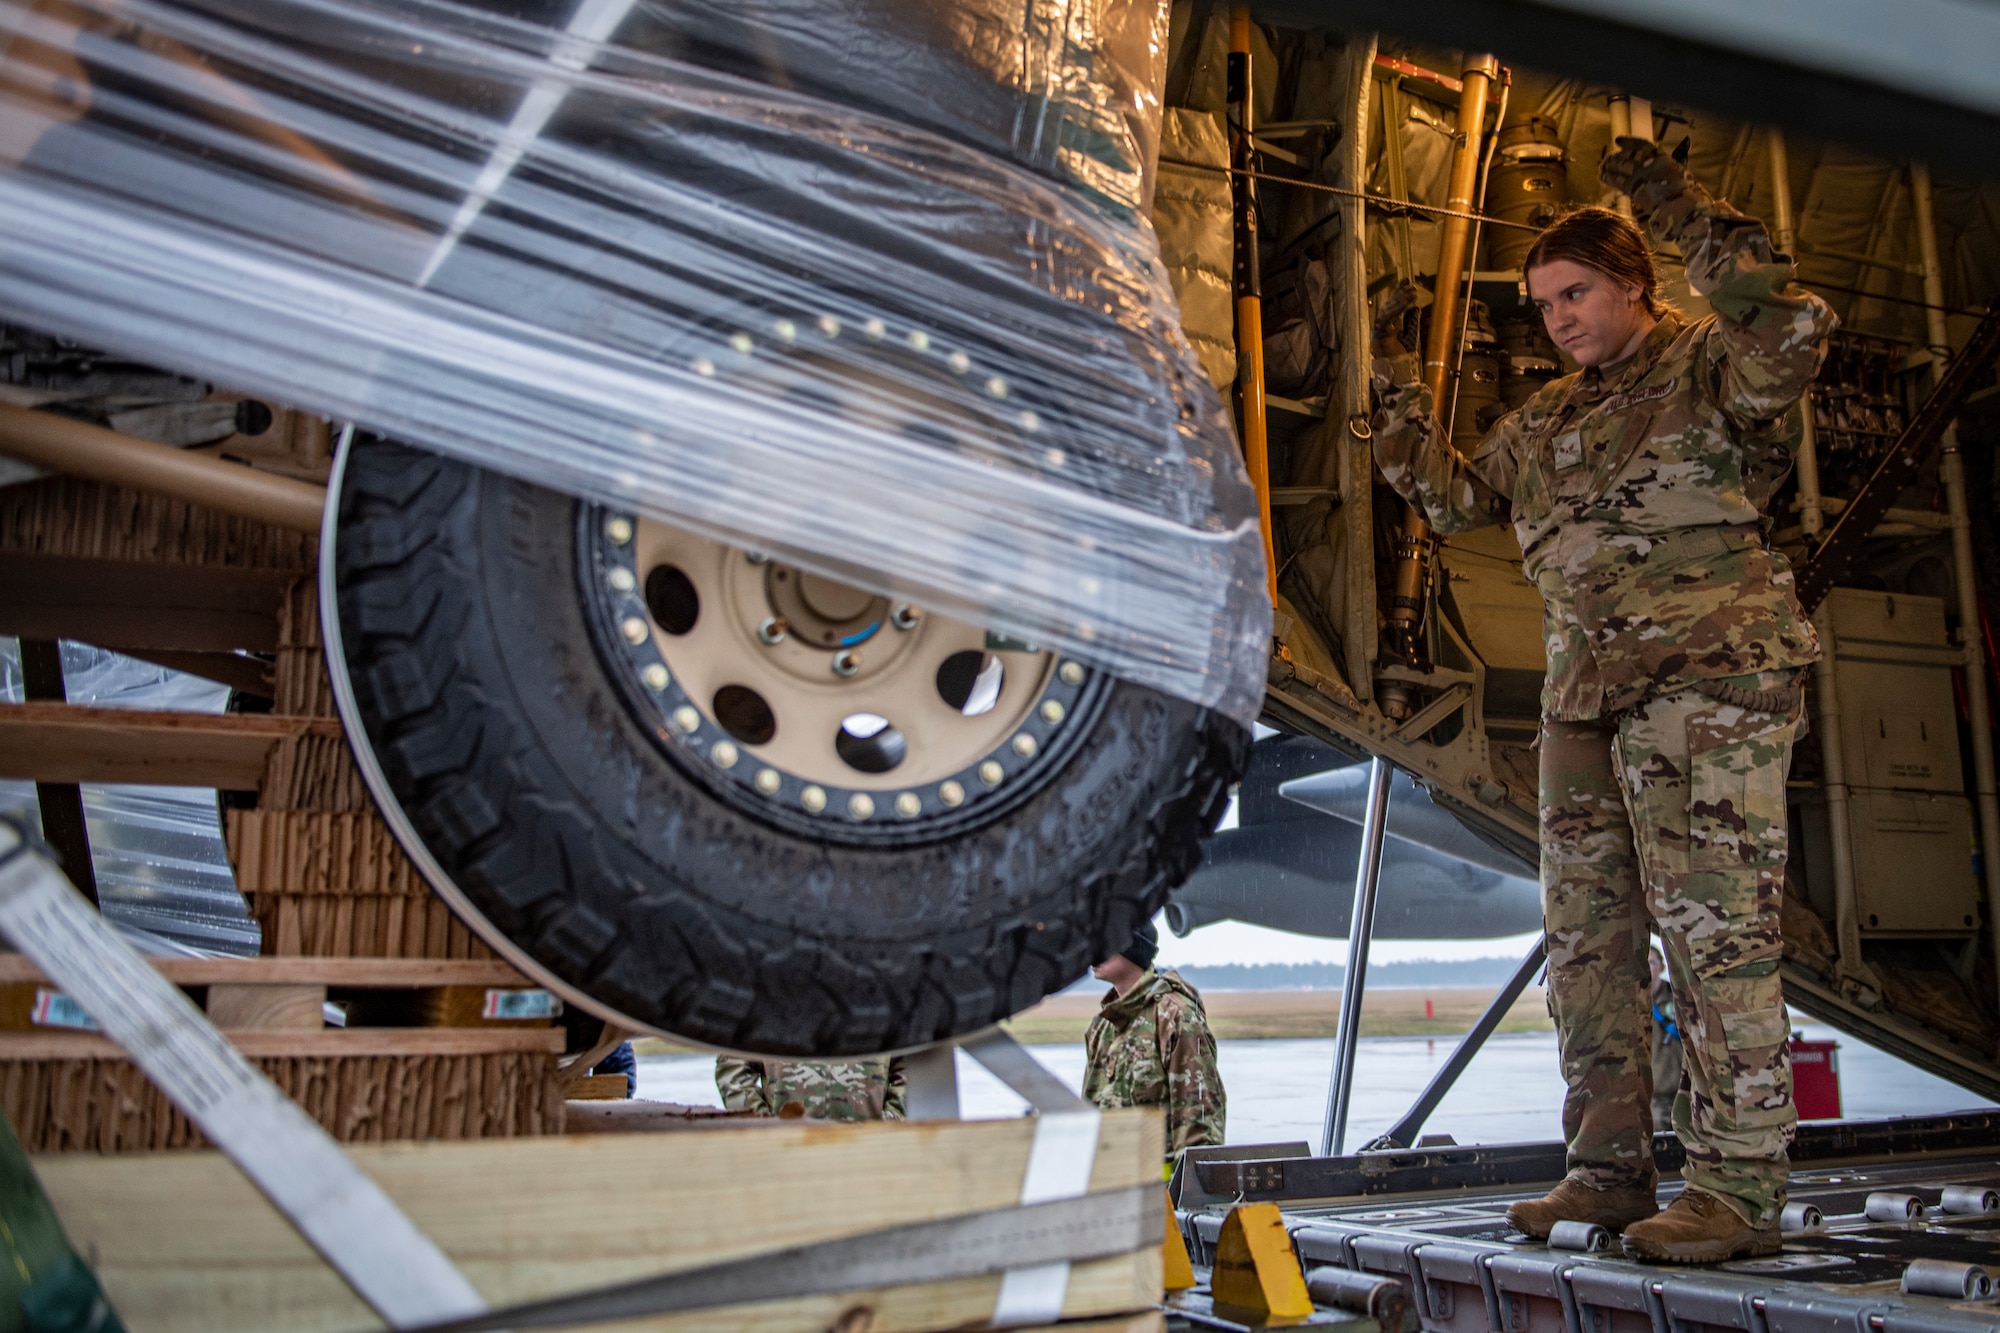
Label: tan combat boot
xmin=1621 ymin=1188 xmax=1781 ymax=1263
xmin=1505 ymin=1176 xmax=1659 ymax=1239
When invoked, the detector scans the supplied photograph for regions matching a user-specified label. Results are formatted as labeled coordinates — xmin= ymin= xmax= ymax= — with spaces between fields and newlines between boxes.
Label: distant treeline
xmin=1167 ymin=957 xmax=1535 ymax=991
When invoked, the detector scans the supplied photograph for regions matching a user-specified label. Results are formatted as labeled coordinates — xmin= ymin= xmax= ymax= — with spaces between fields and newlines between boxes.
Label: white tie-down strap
xmin=0 ymin=819 xmax=487 ymax=1330
xmin=962 ymin=1029 xmax=1103 ymax=1327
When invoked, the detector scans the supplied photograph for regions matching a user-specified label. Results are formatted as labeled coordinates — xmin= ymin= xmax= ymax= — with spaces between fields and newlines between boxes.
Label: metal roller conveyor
xmin=1172 ymin=1116 xmax=2000 ymax=1331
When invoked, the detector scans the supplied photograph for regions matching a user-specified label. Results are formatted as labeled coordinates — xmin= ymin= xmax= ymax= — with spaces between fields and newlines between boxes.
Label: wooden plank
xmin=35 ymin=1110 xmax=1164 ymax=1333
xmin=0 ymin=956 xmax=532 ymax=987
xmin=562 ymin=1100 xmax=748 ymax=1133
xmin=564 ymin=1073 xmax=630 ymax=1102
xmin=0 ymin=1029 xmax=563 ymax=1059
xmin=0 ymin=553 xmax=293 ymax=653
xmin=114 ymin=648 xmax=275 ymax=699
xmin=0 ymin=702 xmax=343 ymax=787
xmin=203 ymin=984 xmax=325 ymax=1032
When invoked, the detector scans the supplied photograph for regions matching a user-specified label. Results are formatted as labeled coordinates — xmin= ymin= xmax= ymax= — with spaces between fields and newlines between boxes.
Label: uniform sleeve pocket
xmin=1721 ymin=1004 xmax=1789 ymax=1051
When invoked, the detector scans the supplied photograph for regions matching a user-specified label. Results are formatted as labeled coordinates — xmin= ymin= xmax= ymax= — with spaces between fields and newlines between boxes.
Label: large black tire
xmin=332 ymin=438 xmax=1248 ymax=1056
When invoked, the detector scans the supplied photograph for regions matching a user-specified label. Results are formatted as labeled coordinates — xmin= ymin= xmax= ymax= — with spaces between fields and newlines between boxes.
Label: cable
xmin=1158 ymin=157 xmax=1541 ymax=231
xmin=1162 ymin=157 xmax=1993 ymax=319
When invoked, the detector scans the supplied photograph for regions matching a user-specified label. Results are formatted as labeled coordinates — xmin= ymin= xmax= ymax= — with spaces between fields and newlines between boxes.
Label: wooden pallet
xmin=0 ymin=474 xmax=579 ymax=1155
xmin=35 ymin=1108 xmax=1169 ymax=1333
xmin=0 ymin=955 xmax=567 ymax=1151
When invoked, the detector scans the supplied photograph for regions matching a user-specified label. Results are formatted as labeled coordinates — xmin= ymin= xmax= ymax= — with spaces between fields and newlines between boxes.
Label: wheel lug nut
xmin=831 ymin=650 xmax=861 ymax=677
xmin=978 ymin=760 xmax=1004 ymax=788
xmin=800 ymin=785 xmax=827 ymax=814
xmin=757 ymin=617 xmax=788 ymax=646
xmin=754 ymin=768 xmax=781 ymax=794
xmin=895 ymin=792 xmax=921 ymax=818
xmin=604 ymin=517 xmax=633 ymax=545
xmin=890 ymin=604 xmax=921 ymax=631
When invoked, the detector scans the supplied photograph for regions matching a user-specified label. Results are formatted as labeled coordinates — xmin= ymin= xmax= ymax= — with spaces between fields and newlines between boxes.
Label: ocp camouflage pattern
xmin=1372 ymin=154 xmax=1838 ymax=722
xmin=714 ymin=1056 xmax=906 ymax=1121
xmin=1082 ymin=968 xmax=1225 ymax=1160
xmin=1542 ymin=679 xmax=1800 ymax=1226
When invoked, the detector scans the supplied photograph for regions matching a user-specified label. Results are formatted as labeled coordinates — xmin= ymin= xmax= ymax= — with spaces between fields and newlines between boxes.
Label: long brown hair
xmin=1522 ymin=206 xmax=1664 ymax=316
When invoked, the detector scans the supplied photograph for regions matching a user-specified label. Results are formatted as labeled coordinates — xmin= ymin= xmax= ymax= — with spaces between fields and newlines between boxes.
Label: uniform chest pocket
xmin=1551 ymin=429 xmax=1583 ymax=470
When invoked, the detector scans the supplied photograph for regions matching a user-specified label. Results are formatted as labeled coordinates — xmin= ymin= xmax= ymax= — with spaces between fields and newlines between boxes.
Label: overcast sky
xmin=1153 ymin=918 xmax=1542 ymax=968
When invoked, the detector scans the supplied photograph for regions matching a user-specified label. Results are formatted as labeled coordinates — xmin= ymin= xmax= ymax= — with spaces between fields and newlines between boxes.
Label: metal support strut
xmin=17 ymin=640 xmax=97 ymax=907
xmin=1363 ymin=937 xmax=1546 ymax=1151
xmin=1228 ymin=5 xmax=1277 ymax=602
xmin=1766 ymin=128 xmax=1825 ymax=542
xmin=1380 ymin=54 xmax=1497 ymax=716
xmin=1322 ymin=755 xmax=1391 ymax=1156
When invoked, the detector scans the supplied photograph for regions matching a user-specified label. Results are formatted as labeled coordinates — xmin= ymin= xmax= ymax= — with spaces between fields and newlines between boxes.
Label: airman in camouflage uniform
xmin=714 ymin=1056 xmax=907 ymax=1121
xmin=1372 ymin=138 xmax=1835 ymax=1257
xmin=1650 ymin=945 xmax=1685 ymax=1133
xmin=1081 ymin=924 xmax=1226 ymax=1162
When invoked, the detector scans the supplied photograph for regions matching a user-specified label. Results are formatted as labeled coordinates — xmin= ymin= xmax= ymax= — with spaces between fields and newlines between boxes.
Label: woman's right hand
xmin=1372 ymin=279 xmax=1421 ymax=359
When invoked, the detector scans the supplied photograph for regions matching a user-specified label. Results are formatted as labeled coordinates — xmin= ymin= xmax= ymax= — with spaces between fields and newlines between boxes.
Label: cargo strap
xmin=0 ymin=817 xmax=487 ymax=1331
xmin=960 ymin=1028 xmax=1105 ymax=1327
xmin=402 ymin=1182 xmax=1159 ymax=1333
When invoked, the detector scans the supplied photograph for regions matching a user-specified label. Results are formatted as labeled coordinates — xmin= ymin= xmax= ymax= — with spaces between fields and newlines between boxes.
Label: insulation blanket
xmin=0 ymin=0 xmax=1270 ymax=725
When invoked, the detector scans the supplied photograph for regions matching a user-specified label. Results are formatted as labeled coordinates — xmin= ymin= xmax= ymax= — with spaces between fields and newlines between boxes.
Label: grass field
xmin=629 ymin=985 xmax=1551 ymax=1056
xmin=999 ymin=985 xmax=1552 ymax=1044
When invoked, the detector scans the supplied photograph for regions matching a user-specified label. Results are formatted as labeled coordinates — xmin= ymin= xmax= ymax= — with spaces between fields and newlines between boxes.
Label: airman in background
xmin=714 ymin=1056 xmax=906 ymax=1120
xmin=1650 ymin=944 xmax=1684 ymax=1132
xmin=1082 ymin=921 xmax=1226 ymax=1164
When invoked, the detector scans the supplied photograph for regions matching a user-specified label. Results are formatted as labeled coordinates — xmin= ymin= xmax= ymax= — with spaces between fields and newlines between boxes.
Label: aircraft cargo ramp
xmin=1170 ymin=1113 xmax=2000 ymax=1331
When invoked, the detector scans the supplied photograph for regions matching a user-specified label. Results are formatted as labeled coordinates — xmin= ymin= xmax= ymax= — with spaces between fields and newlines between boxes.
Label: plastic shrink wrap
xmin=0 ymin=0 xmax=1271 ymax=726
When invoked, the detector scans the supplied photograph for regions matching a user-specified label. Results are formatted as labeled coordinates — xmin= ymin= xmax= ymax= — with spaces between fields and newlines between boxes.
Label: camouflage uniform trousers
xmin=714 ymin=1056 xmax=906 ymax=1121
xmin=1541 ymin=677 xmax=1798 ymax=1227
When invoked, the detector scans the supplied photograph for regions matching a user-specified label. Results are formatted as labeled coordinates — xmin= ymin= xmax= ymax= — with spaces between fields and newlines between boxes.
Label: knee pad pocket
xmin=1697 ymin=966 xmax=1794 ymax=1130
xmin=1676 ymin=887 xmax=1783 ymax=979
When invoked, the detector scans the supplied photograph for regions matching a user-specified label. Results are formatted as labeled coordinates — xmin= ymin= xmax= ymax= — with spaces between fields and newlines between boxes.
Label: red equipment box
xmin=1790 ymin=1036 xmax=1842 ymax=1120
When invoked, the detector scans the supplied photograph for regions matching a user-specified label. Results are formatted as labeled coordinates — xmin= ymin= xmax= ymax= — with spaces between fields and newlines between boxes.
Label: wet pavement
xmin=636 ymin=1020 xmax=1994 ymax=1145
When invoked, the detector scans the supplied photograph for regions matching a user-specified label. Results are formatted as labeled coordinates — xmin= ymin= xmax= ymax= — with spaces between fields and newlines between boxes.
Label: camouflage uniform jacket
xmin=714 ymin=1056 xmax=906 ymax=1121
xmin=1081 ymin=969 xmax=1225 ymax=1158
xmin=1373 ymin=173 xmax=1838 ymax=721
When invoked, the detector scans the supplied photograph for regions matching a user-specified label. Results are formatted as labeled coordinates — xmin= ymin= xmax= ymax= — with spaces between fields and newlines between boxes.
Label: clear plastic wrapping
xmin=0 ymin=0 xmax=1270 ymax=725
xmin=0 ymin=639 xmax=260 ymax=955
